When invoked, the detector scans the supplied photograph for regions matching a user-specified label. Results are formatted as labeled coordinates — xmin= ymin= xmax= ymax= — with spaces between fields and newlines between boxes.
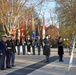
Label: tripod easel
xmin=68 ymin=37 xmax=76 ymax=71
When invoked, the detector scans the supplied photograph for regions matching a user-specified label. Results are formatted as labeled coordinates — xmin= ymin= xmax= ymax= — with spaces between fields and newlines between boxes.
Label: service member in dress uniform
xmin=37 ymin=36 xmax=41 ymax=55
xmin=11 ymin=34 xmax=16 ymax=67
xmin=0 ymin=35 xmax=7 ymax=70
xmin=32 ymin=38 xmax=35 ymax=55
xmin=6 ymin=35 xmax=12 ymax=68
xmin=27 ymin=36 xmax=31 ymax=55
xmin=22 ymin=39 xmax=26 ymax=55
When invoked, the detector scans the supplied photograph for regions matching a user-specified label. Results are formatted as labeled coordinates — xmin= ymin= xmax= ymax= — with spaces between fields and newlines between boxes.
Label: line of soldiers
xmin=0 ymin=34 xmax=16 ymax=70
xmin=16 ymin=35 xmax=42 ymax=55
xmin=16 ymin=35 xmax=51 ymax=55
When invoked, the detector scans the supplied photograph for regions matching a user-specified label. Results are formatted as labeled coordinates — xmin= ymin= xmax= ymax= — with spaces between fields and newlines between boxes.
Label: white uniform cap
xmin=7 ymin=35 xmax=11 ymax=38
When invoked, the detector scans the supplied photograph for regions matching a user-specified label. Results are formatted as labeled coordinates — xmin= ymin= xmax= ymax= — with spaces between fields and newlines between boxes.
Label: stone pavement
xmin=0 ymin=48 xmax=76 ymax=75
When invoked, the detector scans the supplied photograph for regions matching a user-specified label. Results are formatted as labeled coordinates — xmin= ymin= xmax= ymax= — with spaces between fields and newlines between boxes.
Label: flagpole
xmin=42 ymin=16 xmax=45 ymax=39
xmin=32 ymin=15 xmax=36 ymax=38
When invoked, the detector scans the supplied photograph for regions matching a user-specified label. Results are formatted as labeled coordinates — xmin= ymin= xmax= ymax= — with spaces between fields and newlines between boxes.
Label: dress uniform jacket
xmin=27 ymin=39 xmax=31 ymax=52
xmin=6 ymin=40 xmax=12 ymax=54
xmin=0 ymin=40 xmax=6 ymax=70
xmin=0 ymin=40 xmax=6 ymax=55
xmin=11 ymin=40 xmax=16 ymax=53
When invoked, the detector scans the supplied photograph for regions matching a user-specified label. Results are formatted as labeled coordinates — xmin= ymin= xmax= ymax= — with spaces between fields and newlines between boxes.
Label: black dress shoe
xmin=6 ymin=67 xmax=11 ymax=69
xmin=12 ymin=65 xmax=16 ymax=67
xmin=45 ymin=61 xmax=49 ymax=63
xmin=1 ymin=68 xmax=6 ymax=70
xmin=61 ymin=60 xmax=64 ymax=62
xmin=59 ymin=60 xmax=64 ymax=62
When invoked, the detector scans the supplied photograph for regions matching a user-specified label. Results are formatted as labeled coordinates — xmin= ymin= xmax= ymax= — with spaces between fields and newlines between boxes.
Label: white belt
xmin=7 ymin=47 xmax=11 ymax=49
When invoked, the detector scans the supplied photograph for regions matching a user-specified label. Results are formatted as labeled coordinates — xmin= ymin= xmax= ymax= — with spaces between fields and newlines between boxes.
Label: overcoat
xmin=43 ymin=38 xmax=50 ymax=56
xmin=58 ymin=40 xmax=64 ymax=55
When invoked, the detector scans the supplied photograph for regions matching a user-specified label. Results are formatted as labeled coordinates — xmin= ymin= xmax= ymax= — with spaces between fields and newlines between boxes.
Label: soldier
xmin=37 ymin=36 xmax=41 ymax=55
xmin=0 ymin=35 xmax=7 ymax=70
xmin=16 ymin=39 xmax=20 ymax=55
xmin=27 ymin=36 xmax=31 ymax=55
xmin=6 ymin=35 xmax=12 ymax=68
xmin=11 ymin=34 xmax=16 ymax=67
xmin=32 ymin=38 xmax=35 ymax=55
xmin=22 ymin=39 xmax=26 ymax=55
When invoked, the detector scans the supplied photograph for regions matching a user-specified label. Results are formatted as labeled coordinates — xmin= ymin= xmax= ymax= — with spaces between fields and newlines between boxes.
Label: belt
xmin=45 ymin=44 xmax=49 ymax=45
xmin=7 ymin=47 xmax=11 ymax=49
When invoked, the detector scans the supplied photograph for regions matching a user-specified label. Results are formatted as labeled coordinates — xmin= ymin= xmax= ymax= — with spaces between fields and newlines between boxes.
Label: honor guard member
xmin=37 ymin=36 xmax=41 ymax=55
xmin=27 ymin=36 xmax=31 ymax=55
xmin=22 ymin=39 xmax=26 ymax=55
xmin=0 ymin=35 xmax=7 ymax=70
xmin=32 ymin=38 xmax=35 ymax=55
xmin=16 ymin=39 xmax=20 ymax=55
xmin=6 ymin=35 xmax=12 ymax=68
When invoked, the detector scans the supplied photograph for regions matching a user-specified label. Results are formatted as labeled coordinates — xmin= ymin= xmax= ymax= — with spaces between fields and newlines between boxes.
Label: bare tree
xmin=55 ymin=0 xmax=76 ymax=38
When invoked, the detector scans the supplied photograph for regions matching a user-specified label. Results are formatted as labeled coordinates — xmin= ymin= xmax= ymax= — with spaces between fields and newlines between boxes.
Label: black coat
xmin=43 ymin=38 xmax=50 ymax=56
xmin=58 ymin=40 xmax=64 ymax=55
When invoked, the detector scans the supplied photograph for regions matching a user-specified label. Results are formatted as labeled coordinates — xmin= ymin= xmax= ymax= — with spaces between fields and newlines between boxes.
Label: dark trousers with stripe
xmin=17 ymin=46 xmax=20 ymax=55
xmin=10 ymin=53 xmax=15 ymax=66
xmin=22 ymin=46 xmax=26 ymax=55
xmin=0 ymin=55 xmax=5 ymax=70
xmin=6 ymin=54 xmax=11 ymax=67
xmin=38 ymin=46 xmax=40 ymax=55
xmin=32 ymin=46 xmax=35 ymax=55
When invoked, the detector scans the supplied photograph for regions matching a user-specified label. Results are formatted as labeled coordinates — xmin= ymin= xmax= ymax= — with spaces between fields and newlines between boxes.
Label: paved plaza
xmin=0 ymin=48 xmax=76 ymax=75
